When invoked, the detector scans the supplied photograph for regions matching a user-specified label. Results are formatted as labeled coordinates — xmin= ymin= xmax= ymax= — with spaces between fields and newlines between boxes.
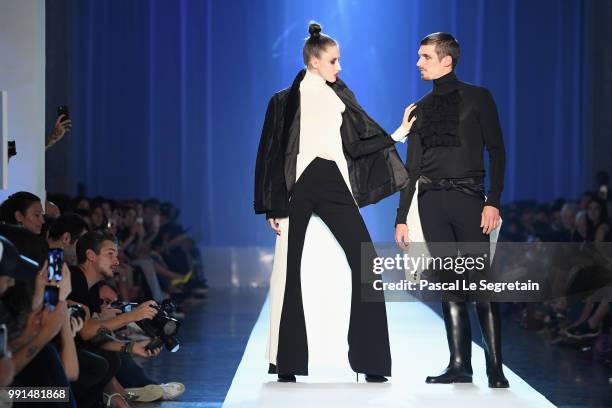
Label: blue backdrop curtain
xmin=63 ymin=0 xmax=587 ymax=246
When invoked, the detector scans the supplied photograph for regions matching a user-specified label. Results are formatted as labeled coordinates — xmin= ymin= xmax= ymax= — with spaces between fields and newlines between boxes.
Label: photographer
xmin=94 ymin=281 xmax=186 ymax=401
xmin=68 ymin=230 xmax=162 ymax=408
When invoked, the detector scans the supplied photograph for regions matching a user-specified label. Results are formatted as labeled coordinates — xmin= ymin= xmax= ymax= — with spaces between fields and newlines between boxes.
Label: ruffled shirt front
xmin=395 ymin=71 xmax=506 ymax=225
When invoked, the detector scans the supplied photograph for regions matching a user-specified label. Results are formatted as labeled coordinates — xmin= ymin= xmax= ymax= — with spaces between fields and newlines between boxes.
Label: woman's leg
xmin=275 ymin=165 xmax=317 ymax=376
xmin=314 ymin=163 xmax=391 ymax=376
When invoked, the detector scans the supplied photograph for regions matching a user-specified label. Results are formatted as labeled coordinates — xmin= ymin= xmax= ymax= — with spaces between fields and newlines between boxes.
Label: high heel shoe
xmin=356 ymin=373 xmax=388 ymax=383
xmin=365 ymin=374 xmax=388 ymax=383
xmin=277 ymin=374 xmax=296 ymax=383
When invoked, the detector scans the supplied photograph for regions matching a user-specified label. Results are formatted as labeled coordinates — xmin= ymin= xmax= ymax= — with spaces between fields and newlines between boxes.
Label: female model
xmin=254 ymin=22 xmax=416 ymax=383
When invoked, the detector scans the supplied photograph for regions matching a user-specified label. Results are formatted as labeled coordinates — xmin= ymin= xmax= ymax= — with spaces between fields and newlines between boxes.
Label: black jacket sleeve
xmin=478 ymin=88 xmax=505 ymax=209
xmin=337 ymin=87 xmax=396 ymax=159
xmin=254 ymin=94 xmax=289 ymax=218
xmin=395 ymin=131 xmax=422 ymax=225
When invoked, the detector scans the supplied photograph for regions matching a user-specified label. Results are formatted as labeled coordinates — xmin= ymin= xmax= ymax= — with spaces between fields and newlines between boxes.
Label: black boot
xmin=476 ymin=302 xmax=509 ymax=388
xmin=426 ymin=302 xmax=473 ymax=384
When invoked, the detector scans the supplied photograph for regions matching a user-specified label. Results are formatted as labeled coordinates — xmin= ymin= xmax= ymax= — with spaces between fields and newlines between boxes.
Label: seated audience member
xmin=0 ymin=192 xmax=45 ymax=235
xmin=47 ymin=213 xmax=90 ymax=266
xmin=0 ymin=225 xmax=79 ymax=408
xmin=68 ymin=230 xmax=162 ymax=408
xmin=93 ymin=281 xmax=186 ymax=401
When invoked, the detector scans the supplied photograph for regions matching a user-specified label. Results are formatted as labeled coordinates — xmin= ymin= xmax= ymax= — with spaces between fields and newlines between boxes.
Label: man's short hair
xmin=420 ymin=32 xmax=460 ymax=69
xmin=76 ymin=230 xmax=118 ymax=265
xmin=48 ymin=213 xmax=90 ymax=244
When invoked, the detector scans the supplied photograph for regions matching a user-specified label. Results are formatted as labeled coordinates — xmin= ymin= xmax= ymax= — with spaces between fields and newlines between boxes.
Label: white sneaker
xmin=159 ymin=382 xmax=186 ymax=400
xmin=123 ymin=384 xmax=164 ymax=402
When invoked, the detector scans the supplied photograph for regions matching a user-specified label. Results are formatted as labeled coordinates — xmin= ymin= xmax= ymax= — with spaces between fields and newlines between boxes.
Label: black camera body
xmin=108 ymin=299 xmax=181 ymax=353
xmin=136 ymin=299 xmax=181 ymax=353
xmin=69 ymin=303 xmax=86 ymax=320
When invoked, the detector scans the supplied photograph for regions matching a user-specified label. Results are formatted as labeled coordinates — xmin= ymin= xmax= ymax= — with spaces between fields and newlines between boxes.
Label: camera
xmin=57 ymin=105 xmax=70 ymax=121
xmin=110 ymin=301 xmax=138 ymax=313
xmin=137 ymin=299 xmax=181 ymax=353
xmin=7 ymin=141 xmax=16 ymax=159
xmin=69 ymin=303 xmax=86 ymax=320
xmin=109 ymin=300 xmax=181 ymax=352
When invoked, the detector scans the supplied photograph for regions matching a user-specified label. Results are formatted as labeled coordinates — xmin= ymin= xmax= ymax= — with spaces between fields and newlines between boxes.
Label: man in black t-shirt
xmin=67 ymin=230 xmax=160 ymax=349
xmin=67 ymin=230 xmax=162 ymax=408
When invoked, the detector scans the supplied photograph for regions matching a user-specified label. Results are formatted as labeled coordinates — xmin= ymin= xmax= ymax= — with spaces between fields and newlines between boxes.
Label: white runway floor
xmin=223 ymin=298 xmax=556 ymax=408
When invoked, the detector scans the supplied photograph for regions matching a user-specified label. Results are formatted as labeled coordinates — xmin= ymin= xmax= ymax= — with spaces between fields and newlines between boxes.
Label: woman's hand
xmin=46 ymin=114 xmax=71 ymax=149
xmin=267 ymin=218 xmax=281 ymax=236
xmin=402 ymin=104 xmax=418 ymax=133
xmin=55 ymin=263 xmax=72 ymax=301
xmin=69 ymin=316 xmax=84 ymax=337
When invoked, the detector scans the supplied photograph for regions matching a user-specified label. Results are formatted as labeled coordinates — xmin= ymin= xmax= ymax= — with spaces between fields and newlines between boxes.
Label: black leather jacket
xmin=254 ymin=69 xmax=409 ymax=218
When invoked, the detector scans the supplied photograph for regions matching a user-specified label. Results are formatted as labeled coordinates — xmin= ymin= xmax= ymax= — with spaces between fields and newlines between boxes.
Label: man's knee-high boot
xmin=476 ymin=302 xmax=509 ymax=388
xmin=426 ymin=302 xmax=473 ymax=383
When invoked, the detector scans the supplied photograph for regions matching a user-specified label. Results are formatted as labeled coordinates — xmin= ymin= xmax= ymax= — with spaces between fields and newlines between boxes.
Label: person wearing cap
xmin=0 ymin=234 xmax=37 ymax=387
xmin=0 ymin=234 xmax=41 ymax=291
xmin=0 ymin=225 xmax=78 ymax=408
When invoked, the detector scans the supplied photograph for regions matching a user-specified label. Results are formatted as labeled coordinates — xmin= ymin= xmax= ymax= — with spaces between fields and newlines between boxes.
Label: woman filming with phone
xmin=0 ymin=224 xmax=79 ymax=407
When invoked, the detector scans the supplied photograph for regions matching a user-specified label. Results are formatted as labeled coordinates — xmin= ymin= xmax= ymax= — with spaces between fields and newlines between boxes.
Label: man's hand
xmin=395 ymin=224 xmax=410 ymax=249
xmin=481 ymin=206 xmax=500 ymax=235
xmin=98 ymin=306 xmax=121 ymax=320
xmin=129 ymin=300 xmax=158 ymax=321
xmin=267 ymin=218 xmax=281 ymax=236
xmin=132 ymin=340 xmax=162 ymax=358
xmin=401 ymin=103 xmax=418 ymax=133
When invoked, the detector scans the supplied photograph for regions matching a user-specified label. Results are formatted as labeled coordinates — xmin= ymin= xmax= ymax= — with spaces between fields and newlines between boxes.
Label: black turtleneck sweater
xmin=396 ymin=71 xmax=506 ymax=225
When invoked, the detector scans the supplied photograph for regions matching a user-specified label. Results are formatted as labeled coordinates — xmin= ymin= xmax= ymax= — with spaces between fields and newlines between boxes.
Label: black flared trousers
xmin=274 ymin=157 xmax=391 ymax=376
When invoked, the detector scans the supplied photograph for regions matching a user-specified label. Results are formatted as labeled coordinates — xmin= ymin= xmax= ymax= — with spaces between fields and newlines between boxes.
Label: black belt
xmin=418 ymin=175 xmax=485 ymax=200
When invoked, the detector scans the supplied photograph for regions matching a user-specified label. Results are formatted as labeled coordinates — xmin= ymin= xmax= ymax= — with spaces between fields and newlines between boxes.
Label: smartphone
xmin=7 ymin=141 xmax=16 ymax=158
xmin=0 ymin=324 xmax=7 ymax=359
xmin=47 ymin=248 xmax=64 ymax=282
xmin=57 ymin=105 xmax=69 ymax=121
xmin=43 ymin=286 xmax=59 ymax=310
